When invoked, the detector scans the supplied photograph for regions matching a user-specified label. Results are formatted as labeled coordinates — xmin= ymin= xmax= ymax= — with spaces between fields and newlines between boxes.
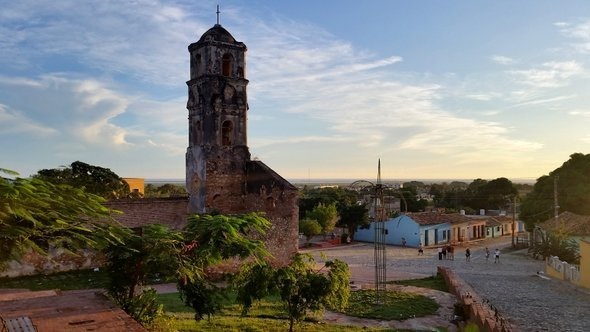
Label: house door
xmin=434 ymin=229 xmax=438 ymax=245
xmin=424 ymin=230 xmax=429 ymax=246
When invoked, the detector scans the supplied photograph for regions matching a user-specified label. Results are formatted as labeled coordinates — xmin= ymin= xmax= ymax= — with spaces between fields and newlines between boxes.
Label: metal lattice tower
xmin=373 ymin=159 xmax=387 ymax=304
xmin=348 ymin=160 xmax=389 ymax=304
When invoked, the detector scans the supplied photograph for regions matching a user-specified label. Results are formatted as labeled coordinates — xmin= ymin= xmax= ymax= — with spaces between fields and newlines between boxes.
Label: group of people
xmin=436 ymin=245 xmax=455 ymax=260
xmin=466 ymin=247 xmax=500 ymax=263
xmin=484 ymin=247 xmax=501 ymax=263
xmin=432 ymin=245 xmax=500 ymax=263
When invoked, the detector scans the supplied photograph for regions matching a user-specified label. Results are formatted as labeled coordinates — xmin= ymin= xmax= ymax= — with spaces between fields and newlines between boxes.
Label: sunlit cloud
xmin=569 ymin=109 xmax=590 ymax=117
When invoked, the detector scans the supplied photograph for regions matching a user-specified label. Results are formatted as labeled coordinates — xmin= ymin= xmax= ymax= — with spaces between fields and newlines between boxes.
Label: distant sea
xmin=146 ymin=177 xmax=536 ymax=187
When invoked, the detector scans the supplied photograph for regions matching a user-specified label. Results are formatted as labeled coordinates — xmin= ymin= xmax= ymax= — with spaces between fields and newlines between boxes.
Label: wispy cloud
xmin=556 ymin=19 xmax=590 ymax=53
xmin=0 ymin=103 xmax=58 ymax=136
xmin=0 ymin=0 xmax=211 ymax=85
xmin=491 ymin=55 xmax=515 ymax=65
xmin=508 ymin=61 xmax=584 ymax=88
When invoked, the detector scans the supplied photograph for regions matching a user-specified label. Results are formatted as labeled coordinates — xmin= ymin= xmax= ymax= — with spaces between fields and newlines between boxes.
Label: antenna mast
xmin=374 ymin=159 xmax=386 ymax=304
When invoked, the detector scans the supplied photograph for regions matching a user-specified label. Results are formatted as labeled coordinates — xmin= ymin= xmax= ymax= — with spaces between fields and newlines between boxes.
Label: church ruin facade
xmin=185 ymin=24 xmax=299 ymax=263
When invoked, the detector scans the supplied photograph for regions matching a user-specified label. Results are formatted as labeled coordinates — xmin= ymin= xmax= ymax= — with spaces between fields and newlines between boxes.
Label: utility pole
xmin=554 ymin=176 xmax=559 ymax=222
xmin=512 ymin=196 xmax=516 ymax=247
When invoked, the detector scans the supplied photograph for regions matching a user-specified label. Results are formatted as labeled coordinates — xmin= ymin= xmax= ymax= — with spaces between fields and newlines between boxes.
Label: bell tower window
xmin=222 ymin=54 xmax=232 ymax=77
xmin=196 ymin=54 xmax=202 ymax=76
xmin=194 ymin=120 xmax=201 ymax=144
xmin=221 ymin=120 xmax=233 ymax=146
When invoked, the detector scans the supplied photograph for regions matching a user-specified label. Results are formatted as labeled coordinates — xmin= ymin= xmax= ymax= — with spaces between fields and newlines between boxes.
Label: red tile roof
xmin=405 ymin=212 xmax=473 ymax=226
xmin=540 ymin=211 xmax=590 ymax=236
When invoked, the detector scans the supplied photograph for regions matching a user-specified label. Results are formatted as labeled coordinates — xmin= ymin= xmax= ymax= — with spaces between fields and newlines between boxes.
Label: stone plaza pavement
xmin=303 ymin=237 xmax=590 ymax=332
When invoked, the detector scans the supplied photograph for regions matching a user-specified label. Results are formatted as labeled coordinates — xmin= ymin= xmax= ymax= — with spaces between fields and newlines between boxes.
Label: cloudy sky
xmin=2 ymin=0 xmax=590 ymax=182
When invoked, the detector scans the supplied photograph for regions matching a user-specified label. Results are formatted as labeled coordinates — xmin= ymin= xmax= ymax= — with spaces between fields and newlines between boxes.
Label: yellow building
xmin=122 ymin=178 xmax=145 ymax=195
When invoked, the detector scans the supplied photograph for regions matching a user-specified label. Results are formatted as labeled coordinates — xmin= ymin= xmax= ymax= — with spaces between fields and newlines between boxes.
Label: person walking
xmin=418 ymin=243 xmax=424 ymax=256
xmin=494 ymin=248 xmax=500 ymax=263
xmin=485 ymin=247 xmax=490 ymax=262
xmin=465 ymin=248 xmax=471 ymax=262
xmin=438 ymin=247 xmax=443 ymax=260
xmin=448 ymin=245 xmax=454 ymax=260
xmin=442 ymin=246 xmax=447 ymax=260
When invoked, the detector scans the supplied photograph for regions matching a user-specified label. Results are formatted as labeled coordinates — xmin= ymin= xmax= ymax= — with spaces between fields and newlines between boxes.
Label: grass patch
xmin=389 ymin=274 xmax=449 ymax=293
xmin=342 ymin=290 xmax=439 ymax=320
xmin=0 ymin=269 xmax=171 ymax=291
xmin=157 ymin=291 xmax=432 ymax=331
xmin=0 ymin=269 xmax=110 ymax=291
xmin=165 ymin=315 xmax=399 ymax=331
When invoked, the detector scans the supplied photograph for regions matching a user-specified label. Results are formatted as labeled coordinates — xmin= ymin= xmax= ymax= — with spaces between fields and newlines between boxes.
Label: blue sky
xmin=2 ymin=1 xmax=590 ymax=182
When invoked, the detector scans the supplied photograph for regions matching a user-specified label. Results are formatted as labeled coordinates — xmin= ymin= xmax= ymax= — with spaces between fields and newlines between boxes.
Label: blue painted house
xmin=354 ymin=212 xmax=458 ymax=247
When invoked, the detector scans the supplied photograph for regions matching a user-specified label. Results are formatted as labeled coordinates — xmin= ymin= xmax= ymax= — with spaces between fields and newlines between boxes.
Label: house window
xmin=222 ymin=54 xmax=232 ymax=77
xmin=221 ymin=120 xmax=233 ymax=145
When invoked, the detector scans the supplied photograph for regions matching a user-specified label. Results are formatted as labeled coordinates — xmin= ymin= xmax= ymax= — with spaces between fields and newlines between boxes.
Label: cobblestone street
xmin=303 ymin=236 xmax=590 ymax=332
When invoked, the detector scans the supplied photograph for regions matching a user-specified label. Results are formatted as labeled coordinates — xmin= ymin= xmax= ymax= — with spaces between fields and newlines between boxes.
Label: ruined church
xmin=184 ymin=23 xmax=299 ymax=262
xmin=1 ymin=23 xmax=299 ymax=277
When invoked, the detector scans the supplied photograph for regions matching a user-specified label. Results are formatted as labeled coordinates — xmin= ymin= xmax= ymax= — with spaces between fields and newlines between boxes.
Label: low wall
xmin=0 ymin=249 xmax=104 ymax=278
xmin=545 ymin=256 xmax=580 ymax=284
xmin=438 ymin=266 xmax=515 ymax=332
xmin=2 ymin=197 xmax=297 ymax=277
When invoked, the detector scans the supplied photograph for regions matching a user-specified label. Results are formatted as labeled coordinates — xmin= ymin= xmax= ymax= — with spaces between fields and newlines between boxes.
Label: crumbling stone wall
xmin=2 ymin=194 xmax=297 ymax=277
xmin=438 ymin=266 xmax=515 ymax=332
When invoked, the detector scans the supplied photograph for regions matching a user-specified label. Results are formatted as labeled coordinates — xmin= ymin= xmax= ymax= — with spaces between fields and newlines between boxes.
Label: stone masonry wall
xmin=438 ymin=266 xmax=516 ymax=332
xmin=2 ymin=195 xmax=297 ymax=277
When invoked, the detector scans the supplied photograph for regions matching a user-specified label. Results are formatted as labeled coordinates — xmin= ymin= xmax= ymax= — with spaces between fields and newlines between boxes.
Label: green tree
xmin=234 ymin=253 xmax=350 ymax=332
xmin=521 ymin=153 xmax=590 ymax=230
xmin=298 ymin=219 xmax=322 ymax=244
xmin=275 ymin=254 xmax=350 ymax=332
xmin=179 ymin=213 xmax=271 ymax=320
xmin=337 ymin=203 xmax=369 ymax=241
xmin=298 ymin=187 xmax=357 ymax=220
xmin=104 ymin=224 xmax=184 ymax=325
xmin=144 ymin=183 xmax=187 ymax=198
xmin=529 ymin=229 xmax=579 ymax=264
xmin=0 ymin=168 xmax=128 ymax=271
xmin=479 ymin=177 xmax=517 ymax=210
xmin=306 ymin=203 xmax=338 ymax=236
xmin=34 ymin=161 xmax=129 ymax=199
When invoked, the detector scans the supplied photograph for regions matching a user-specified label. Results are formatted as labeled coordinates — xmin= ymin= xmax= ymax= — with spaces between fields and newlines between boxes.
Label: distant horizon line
xmin=144 ymin=177 xmax=538 ymax=184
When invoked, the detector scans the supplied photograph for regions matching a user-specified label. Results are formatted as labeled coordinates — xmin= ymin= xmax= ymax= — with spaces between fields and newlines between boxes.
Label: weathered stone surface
xmin=184 ymin=24 xmax=298 ymax=264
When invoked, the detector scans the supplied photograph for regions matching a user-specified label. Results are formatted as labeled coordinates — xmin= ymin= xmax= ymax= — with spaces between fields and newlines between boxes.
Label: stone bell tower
xmin=185 ymin=21 xmax=299 ymax=264
xmin=185 ymin=23 xmax=250 ymax=213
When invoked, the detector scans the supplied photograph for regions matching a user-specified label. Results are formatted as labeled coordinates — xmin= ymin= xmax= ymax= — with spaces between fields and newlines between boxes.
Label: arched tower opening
xmin=222 ymin=54 xmax=233 ymax=77
xmin=221 ymin=120 xmax=233 ymax=146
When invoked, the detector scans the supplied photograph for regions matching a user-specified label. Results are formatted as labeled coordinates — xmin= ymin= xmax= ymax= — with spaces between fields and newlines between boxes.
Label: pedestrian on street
xmin=485 ymin=247 xmax=490 ymax=262
xmin=449 ymin=245 xmax=454 ymax=260
xmin=418 ymin=243 xmax=424 ymax=256
xmin=442 ymin=246 xmax=447 ymax=259
xmin=438 ymin=247 xmax=443 ymax=260
xmin=465 ymin=248 xmax=471 ymax=262
xmin=494 ymin=248 xmax=500 ymax=263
